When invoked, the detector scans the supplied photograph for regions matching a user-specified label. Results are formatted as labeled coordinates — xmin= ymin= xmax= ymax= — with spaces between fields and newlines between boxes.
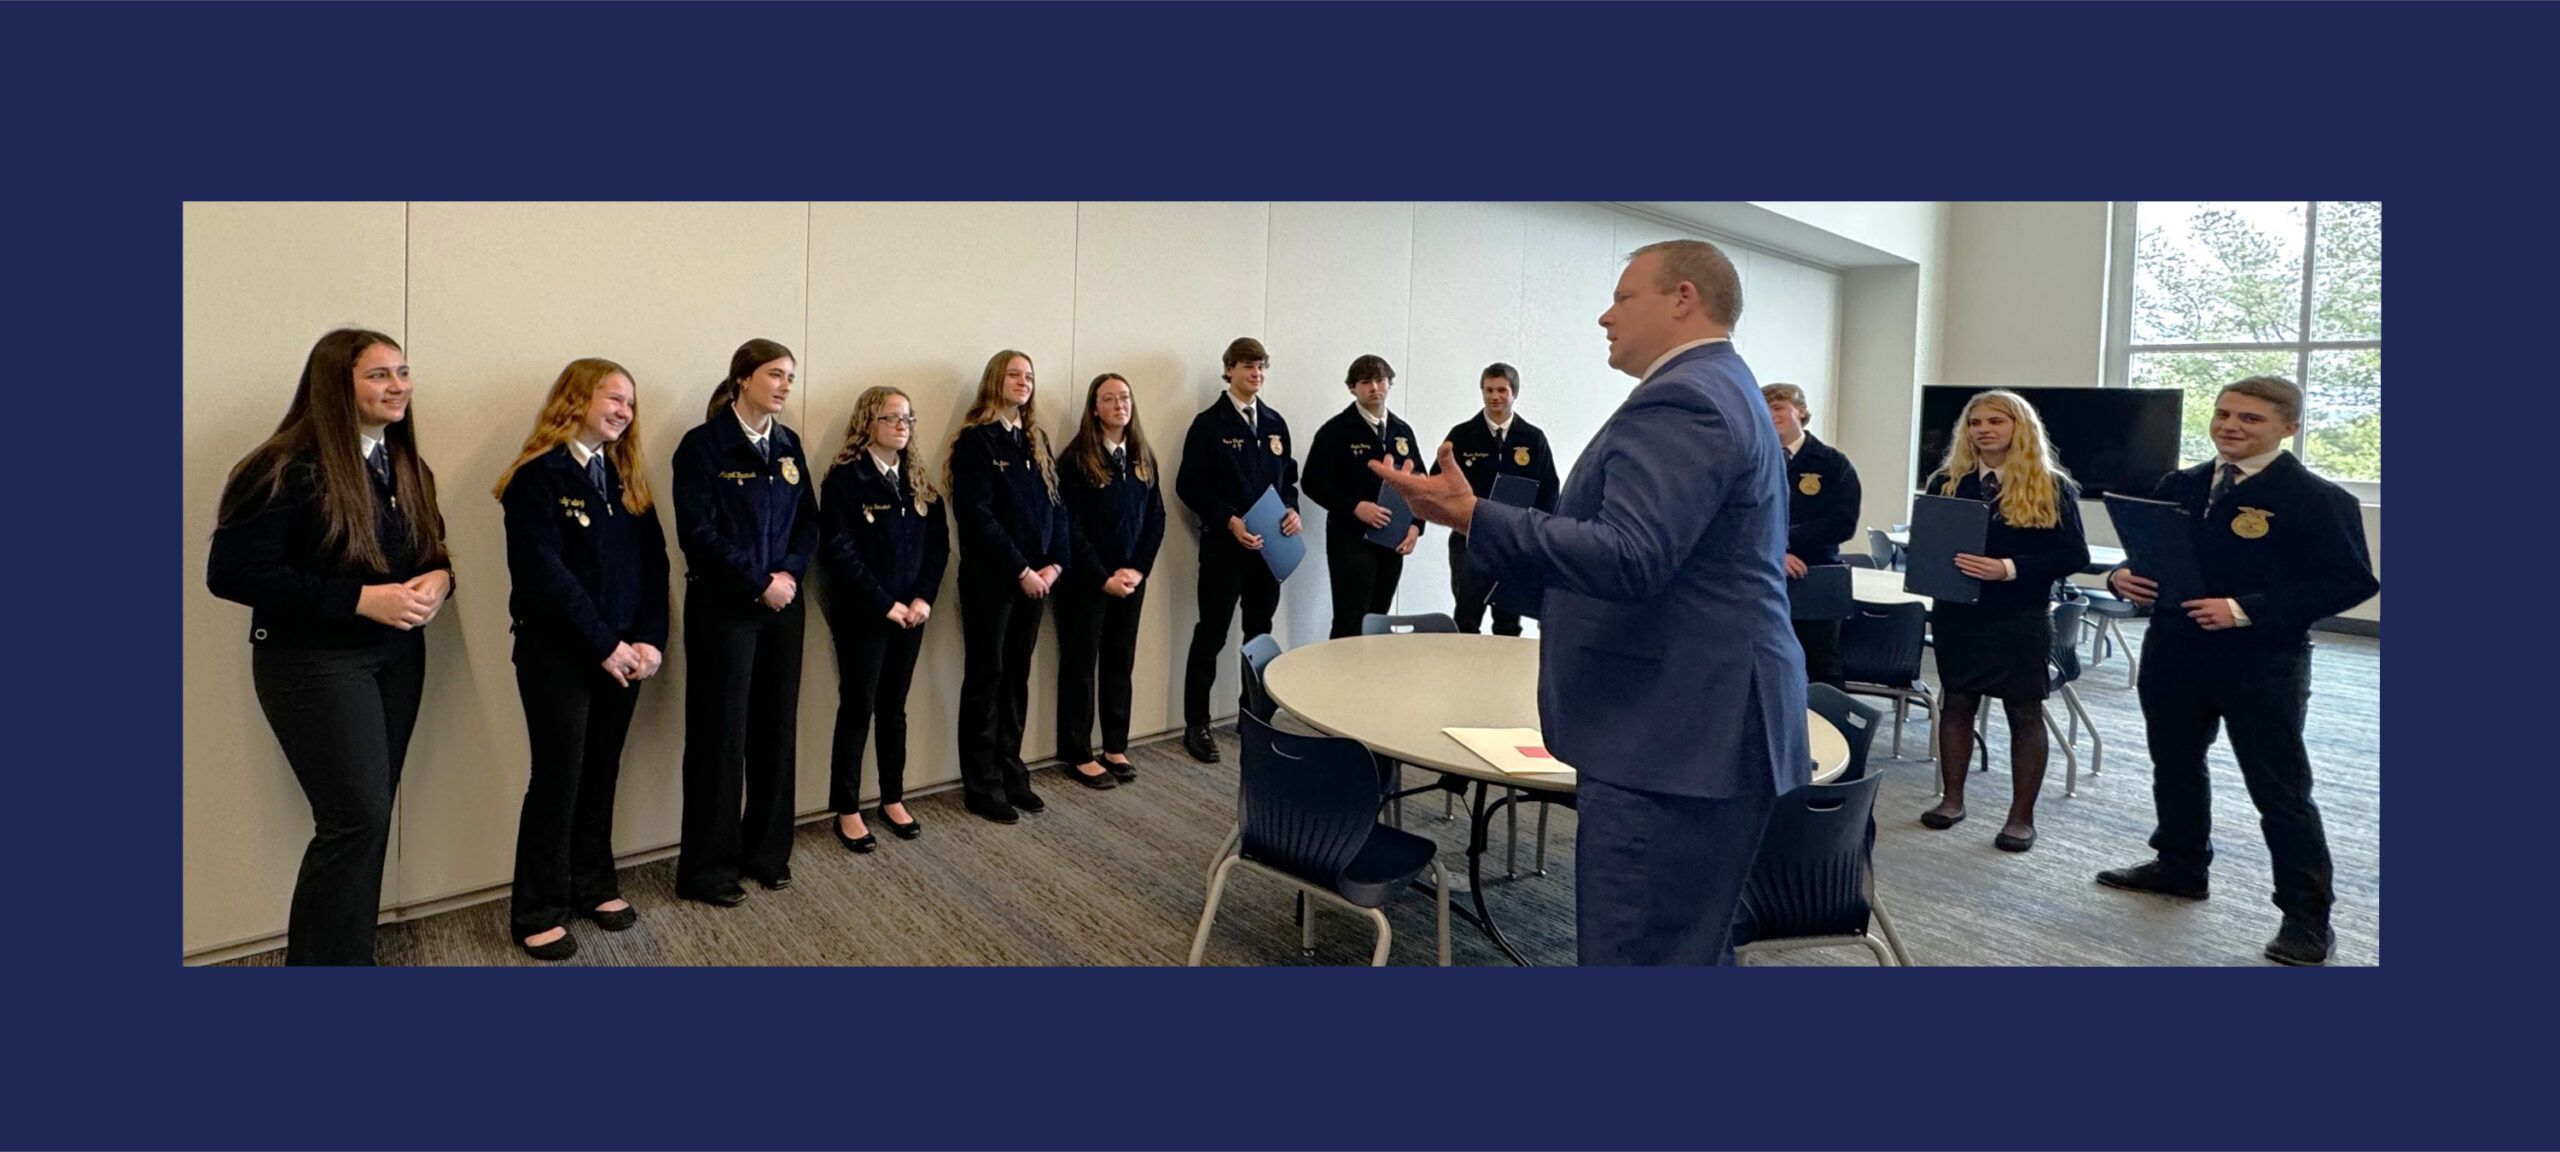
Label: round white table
xmin=1261 ymin=633 xmax=1851 ymax=965
xmin=1852 ymin=565 xmax=1934 ymax=609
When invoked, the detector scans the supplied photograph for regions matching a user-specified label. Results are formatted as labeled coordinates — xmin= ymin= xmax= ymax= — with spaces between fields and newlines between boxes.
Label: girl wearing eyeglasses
xmin=1053 ymin=373 xmax=1166 ymax=785
xmin=817 ymin=386 xmax=948 ymax=851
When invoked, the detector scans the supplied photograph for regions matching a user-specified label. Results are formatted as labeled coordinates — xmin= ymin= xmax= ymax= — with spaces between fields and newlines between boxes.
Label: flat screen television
xmin=1914 ymin=386 xmax=2183 ymax=500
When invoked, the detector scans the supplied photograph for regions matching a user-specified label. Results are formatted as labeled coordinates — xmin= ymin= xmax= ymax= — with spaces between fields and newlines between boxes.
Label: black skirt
xmin=1930 ymin=600 xmax=2052 ymax=701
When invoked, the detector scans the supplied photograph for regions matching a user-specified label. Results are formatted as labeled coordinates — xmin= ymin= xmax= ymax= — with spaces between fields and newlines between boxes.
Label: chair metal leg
xmin=1859 ymin=934 xmax=1896 ymax=966
xmin=1872 ymin=896 xmax=1913 ymax=966
xmin=1533 ymin=802 xmax=1551 ymax=876
xmin=1204 ymin=824 xmax=1239 ymax=894
xmin=1442 ymin=788 xmax=1454 ymax=821
xmin=1364 ymin=907 xmax=1394 ymax=967
xmin=2042 ymin=706 xmax=2078 ymax=797
xmin=1187 ymin=854 xmax=1242 ymax=965
xmin=1505 ymin=787 xmax=1520 ymax=879
xmin=1431 ymin=859 xmax=1452 ymax=966
xmin=2063 ymin=685 xmax=2101 ymax=777
xmin=1300 ymin=891 xmax=1316 ymax=955
xmin=1890 ymin=699 xmax=1907 ymax=757
xmin=1975 ymin=705 xmax=1992 ymax=773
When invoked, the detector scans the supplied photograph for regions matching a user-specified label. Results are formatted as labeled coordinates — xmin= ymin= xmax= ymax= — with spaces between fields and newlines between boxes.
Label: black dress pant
xmin=1793 ymin=618 xmax=1845 ymax=689
xmin=2138 ymin=632 xmax=2334 ymax=919
xmin=1576 ymin=776 xmax=1777 ymax=966
xmin=1055 ymin=581 xmax=1146 ymax=763
xmin=250 ymin=631 xmax=426 ymax=966
xmin=676 ymin=587 xmax=804 ymax=896
xmin=958 ymin=565 xmax=1044 ymax=805
xmin=823 ymin=601 xmax=926 ymax=813
xmin=1450 ymin=533 xmax=1521 ymax=636
xmin=1185 ymin=533 xmax=1280 ymax=725
xmin=1326 ymin=534 xmax=1404 ymax=639
xmin=508 ymin=631 xmax=641 ymax=938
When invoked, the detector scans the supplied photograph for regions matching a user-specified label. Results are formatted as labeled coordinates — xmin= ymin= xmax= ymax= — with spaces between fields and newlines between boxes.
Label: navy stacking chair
xmin=1839 ymin=601 xmax=1936 ymax=759
xmin=1731 ymin=771 xmax=1913 ymax=966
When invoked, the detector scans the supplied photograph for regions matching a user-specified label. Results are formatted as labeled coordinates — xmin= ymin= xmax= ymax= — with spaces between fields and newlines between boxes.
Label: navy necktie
xmin=587 ymin=452 xmax=608 ymax=495
xmin=366 ymin=442 xmax=389 ymax=488
xmin=2209 ymin=462 xmax=2241 ymax=507
xmin=755 ymin=435 xmax=771 ymax=463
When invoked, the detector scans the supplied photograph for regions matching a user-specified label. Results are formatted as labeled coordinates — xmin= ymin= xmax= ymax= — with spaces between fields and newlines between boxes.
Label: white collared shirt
xmin=1358 ymin=404 xmax=1387 ymax=437
xmin=734 ymin=408 xmax=773 ymax=453
xmin=1640 ymin=335 xmax=1733 ymax=382
xmin=1973 ymin=462 xmax=2019 ymax=582
xmin=1485 ymin=413 xmax=1513 ymax=441
xmin=1230 ymin=393 xmax=1259 ymax=431
xmin=867 ymin=446 xmax=901 ymax=483
xmin=567 ymin=439 xmax=597 ymax=468
xmin=1783 ymin=432 xmax=1806 ymax=458
xmin=359 ymin=432 xmax=383 ymax=464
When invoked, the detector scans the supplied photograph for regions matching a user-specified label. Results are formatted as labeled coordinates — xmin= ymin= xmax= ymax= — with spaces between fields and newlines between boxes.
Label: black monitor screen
xmin=1914 ymin=386 xmax=2183 ymax=500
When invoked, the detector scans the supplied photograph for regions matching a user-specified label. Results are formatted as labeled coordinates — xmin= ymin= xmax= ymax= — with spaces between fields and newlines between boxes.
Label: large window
xmin=2106 ymin=201 xmax=2380 ymax=491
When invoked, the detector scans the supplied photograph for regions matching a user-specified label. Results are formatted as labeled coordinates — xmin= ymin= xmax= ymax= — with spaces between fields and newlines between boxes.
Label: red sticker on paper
xmin=1517 ymin=745 xmax=1552 ymax=758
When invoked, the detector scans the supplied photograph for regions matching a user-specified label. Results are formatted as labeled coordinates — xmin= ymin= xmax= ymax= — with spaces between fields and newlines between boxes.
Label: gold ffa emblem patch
xmin=1269 ymin=434 xmax=1284 ymax=456
xmin=1395 ymin=436 xmax=1410 ymax=457
xmin=1798 ymin=473 xmax=1822 ymax=496
xmin=779 ymin=457 xmax=800 ymax=485
xmin=2231 ymin=507 xmax=2272 ymax=539
xmin=1513 ymin=446 xmax=1531 ymax=466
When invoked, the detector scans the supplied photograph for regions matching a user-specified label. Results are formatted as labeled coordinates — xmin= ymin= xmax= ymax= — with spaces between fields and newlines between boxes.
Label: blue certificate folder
xmin=1905 ymin=493 xmax=1989 ymax=605
xmin=1244 ymin=486 xmax=1305 ymax=582
xmin=1363 ymin=483 xmax=1415 ymax=549
xmin=2103 ymin=493 xmax=2205 ymax=607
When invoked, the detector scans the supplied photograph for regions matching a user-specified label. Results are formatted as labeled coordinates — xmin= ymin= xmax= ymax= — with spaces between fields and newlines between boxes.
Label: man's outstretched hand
xmin=1371 ymin=442 xmax=1479 ymax=534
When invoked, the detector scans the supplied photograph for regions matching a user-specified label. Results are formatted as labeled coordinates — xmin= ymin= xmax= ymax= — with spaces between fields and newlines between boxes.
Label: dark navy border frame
xmin=7 ymin=1 xmax=2529 ymax=1147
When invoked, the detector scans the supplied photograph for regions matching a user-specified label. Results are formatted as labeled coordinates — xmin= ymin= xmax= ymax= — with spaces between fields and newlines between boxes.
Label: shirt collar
xmin=1230 ymin=392 xmax=1258 ymax=422
xmin=2216 ymin=445 xmax=2285 ymax=479
xmin=358 ymin=432 xmax=383 ymax=462
xmin=1783 ymin=432 xmax=1806 ymax=458
xmin=566 ymin=439 xmax=597 ymax=467
xmin=1357 ymin=404 xmax=1386 ymax=433
xmin=734 ymin=407 xmax=773 ymax=444
xmin=867 ymin=446 xmax=901 ymax=476
xmin=1641 ymin=336 xmax=1732 ymax=382
xmin=1485 ymin=412 xmax=1512 ymax=437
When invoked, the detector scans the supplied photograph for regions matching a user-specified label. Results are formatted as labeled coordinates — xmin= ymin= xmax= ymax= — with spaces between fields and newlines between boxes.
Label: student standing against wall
xmin=1175 ymin=337 xmax=1301 ymax=762
xmin=2097 ymin=376 xmax=2379 ymax=966
xmin=208 ymin=328 xmax=455 ymax=964
xmin=947 ymin=351 xmax=1074 ymax=824
xmin=1436 ymin=363 xmax=1559 ymax=636
xmin=671 ymin=339 xmax=818 ymax=906
xmin=1304 ymin=354 xmax=1425 ymax=638
xmin=1916 ymin=389 xmax=2089 ymax=853
xmin=1054 ymin=373 xmax=1166 ymax=786
xmin=817 ymin=386 xmax=948 ymax=851
xmin=1763 ymin=382 xmax=1862 ymax=688
xmin=492 ymin=358 xmax=669 ymax=961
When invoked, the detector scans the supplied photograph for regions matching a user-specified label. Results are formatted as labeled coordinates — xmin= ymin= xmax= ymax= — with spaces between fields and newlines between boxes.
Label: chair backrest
xmin=1789 ymin=564 xmax=1854 ymax=621
xmin=1361 ymin=611 xmax=1458 ymax=636
xmin=1235 ymin=712 xmax=1386 ymax=888
xmin=1805 ymin=683 xmax=1882 ymax=784
xmin=1731 ymin=770 xmax=1888 ymax=946
xmin=1867 ymin=527 xmax=1901 ymax=571
xmin=1240 ymin=633 xmax=1283 ymax=723
xmin=2047 ymin=599 xmax=2087 ymax=689
xmin=1838 ymin=601 xmax=1927 ymax=685
xmin=1842 ymin=553 xmax=1878 ymax=570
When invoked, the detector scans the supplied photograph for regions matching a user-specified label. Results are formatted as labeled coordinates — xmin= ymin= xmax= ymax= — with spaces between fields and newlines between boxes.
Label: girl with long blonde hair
xmin=1916 ymin=389 xmax=2090 ymax=852
xmin=491 ymin=357 xmax=670 ymax=959
xmin=947 ymin=350 xmax=1075 ymax=822
xmin=816 ymin=386 xmax=949 ymax=850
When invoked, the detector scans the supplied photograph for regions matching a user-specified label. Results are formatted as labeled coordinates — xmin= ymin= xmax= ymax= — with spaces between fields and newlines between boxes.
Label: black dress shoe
xmin=582 ymin=903 xmax=639 ymax=931
xmin=1183 ymin=723 xmax=1220 ymax=763
xmin=1103 ymin=756 xmax=1137 ymax=782
xmin=1993 ymin=827 xmax=2037 ymax=852
xmin=750 ymin=872 xmax=793 ymax=891
xmin=2265 ymin=916 xmax=2332 ymax=966
xmin=1919 ymin=807 xmax=1966 ymax=830
xmin=878 ymin=807 xmax=921 ymax=839
xmin=1062 ymin=762 xmax=1118 ymax=791
xmin=964 ymin=795 xmax=1020 ymax=824
xmin=834 ymin=818 xmax=878 ymax=854
xmin=520 ymin=930 xmax=578 ymax=962
xmin=2095 ymin=860 xmax=2209 ymax=900
xmin=1008 ymin=786 xmax=1047 ymax=813
xmin=684 ymin=885 xmax=749 ymax=908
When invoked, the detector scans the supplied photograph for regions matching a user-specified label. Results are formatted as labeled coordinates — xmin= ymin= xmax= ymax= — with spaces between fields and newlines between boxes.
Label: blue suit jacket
xmin=1465 ymin=342 xmax=1810 ymax=799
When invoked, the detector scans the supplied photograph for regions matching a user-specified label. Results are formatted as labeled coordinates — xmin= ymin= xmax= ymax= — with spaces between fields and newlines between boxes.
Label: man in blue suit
xmin=1376 ymin=239 xmax=1808 ymax=964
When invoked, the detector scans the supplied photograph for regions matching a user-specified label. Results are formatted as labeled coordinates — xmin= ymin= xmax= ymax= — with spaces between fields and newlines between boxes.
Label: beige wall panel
xmin=400 ymin=201 xmax=810 ymax=904
xmin=1263 ymin=202 xmax=1415 ymax=637
xmin=806 ymin=201 xmax=1078 ymax=798
xmin=1401 ymin=203 xmax=1528 ymax=625
xmin=1070 ymin=202 xmax=1269 ymax=725
xmin=1516 ymin=201 xmax=1629 ymax=518
xmin=184 ymin=202 xmax=411 ymax=954
xmin=1739 ymin=257 xmax=1843 ymax=439
xmin=1943 ymin=201 xmax=2109 ymax=389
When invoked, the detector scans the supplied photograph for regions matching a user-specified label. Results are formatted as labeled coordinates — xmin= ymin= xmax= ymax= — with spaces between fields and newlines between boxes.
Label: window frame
xmin=2101 ymin=200 xmax=2380 ymax=504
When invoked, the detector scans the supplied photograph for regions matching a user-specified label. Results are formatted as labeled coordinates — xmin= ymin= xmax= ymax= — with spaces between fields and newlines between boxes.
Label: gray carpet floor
xmin=218 ymin=617 xmax=2378 ymax=967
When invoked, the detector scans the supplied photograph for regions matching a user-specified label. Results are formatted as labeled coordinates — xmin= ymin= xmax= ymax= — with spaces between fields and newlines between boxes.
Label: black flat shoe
xmin=520 ymin=930 xmax=578 ymax=962
xmin=878 ymin=807 xmax=921 ymax=839
xmin=1008 ymin=787 xmax=1047 ymax=814
xmin=964 ymin=795 xmax=1020 ymax=825
xmin=750 ymin=872 xmax=793 ymax=891
xmin=1103 ymin=756 xmax=1137 ymax=782
xmin=2095 ymin=860 xmax=2209 ymax=900
xmin=1994 ymin=827 xmax=2037 ymax=852
xmin=1919 ymin=807 xmax=1966 ymax=830
xmin=835 ymin=818 xmax=878 ymax=854
xmin=582 ymin=903 xmax=638 ymax=931
xmin=1182 ymin=723 xmax=1220 ymax=763
xmin=1062 ymin=762 xmax=1118 ymax=791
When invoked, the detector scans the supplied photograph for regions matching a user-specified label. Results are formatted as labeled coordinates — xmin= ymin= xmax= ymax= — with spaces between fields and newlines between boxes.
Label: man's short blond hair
xmin=2220 ymin=375 xmax=2304 ymax=425
xmin=1761 ymin=382 xmax=1807 ymax=415
xmin=1629 ymin=238 xmax=1743 ymax=328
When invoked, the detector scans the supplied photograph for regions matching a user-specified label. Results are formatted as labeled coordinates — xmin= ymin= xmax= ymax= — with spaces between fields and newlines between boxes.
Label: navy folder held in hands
xmin=1363 ymin=483 xmax=1414 ymax=549
xmin=2103 ymin=493 xmax=2205 ymax=607
xmin=1244 ymin=486 xmax=1305 ymax=582
xmin=1905 ymin=493 xmax=1990 ymax=605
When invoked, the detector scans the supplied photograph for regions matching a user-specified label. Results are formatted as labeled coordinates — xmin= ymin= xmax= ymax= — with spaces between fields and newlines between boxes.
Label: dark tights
xmin=1928 ymin=691 xmax=2047 ymax=836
